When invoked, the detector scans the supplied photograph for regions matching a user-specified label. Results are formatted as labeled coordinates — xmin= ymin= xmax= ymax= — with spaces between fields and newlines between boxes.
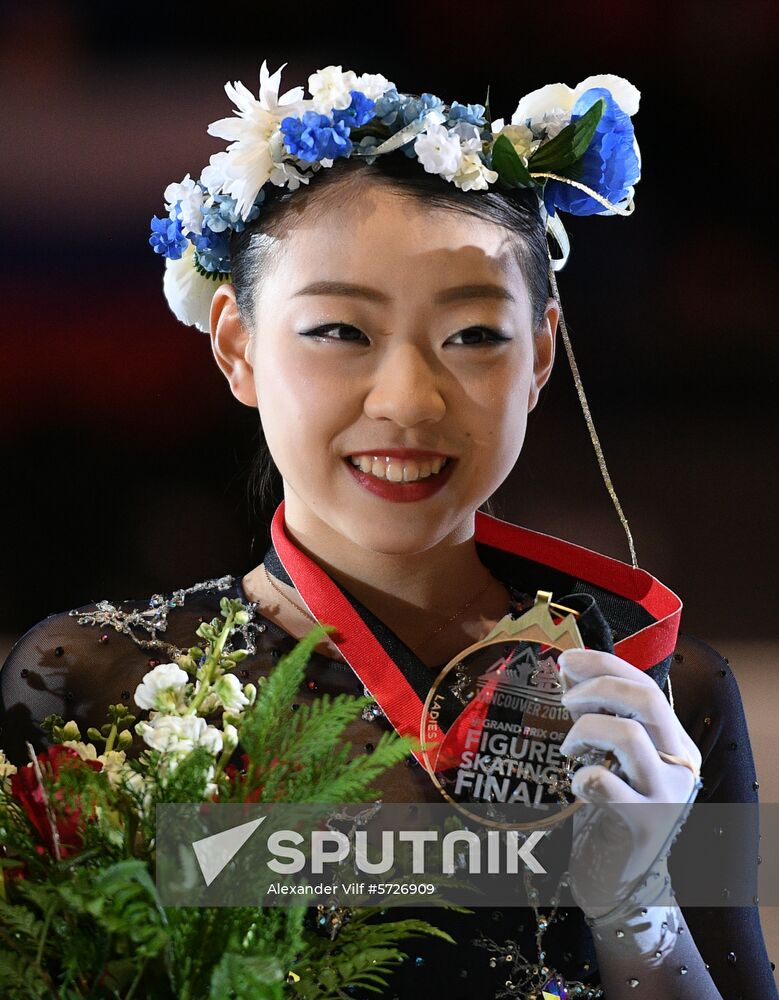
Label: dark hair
xmin=229 ymin=153 xmax=551 ymax=523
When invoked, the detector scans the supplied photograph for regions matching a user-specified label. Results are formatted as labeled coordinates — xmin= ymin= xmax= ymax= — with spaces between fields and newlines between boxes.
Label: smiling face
xmin=210 ymin=175 xmax=557 ymax=559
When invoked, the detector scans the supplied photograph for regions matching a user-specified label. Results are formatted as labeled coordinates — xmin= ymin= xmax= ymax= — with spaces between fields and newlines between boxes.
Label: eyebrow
xmin=291 ymin=280 xmax=515 ymax=304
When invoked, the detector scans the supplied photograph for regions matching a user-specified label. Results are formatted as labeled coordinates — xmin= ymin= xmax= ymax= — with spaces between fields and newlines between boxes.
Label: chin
xmin=343 ymin=511 xmax=472 ymax=557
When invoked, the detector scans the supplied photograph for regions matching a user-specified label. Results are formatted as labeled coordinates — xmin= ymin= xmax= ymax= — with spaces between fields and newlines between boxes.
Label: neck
xmin=276 ymin=496 xmax=512 ymax=662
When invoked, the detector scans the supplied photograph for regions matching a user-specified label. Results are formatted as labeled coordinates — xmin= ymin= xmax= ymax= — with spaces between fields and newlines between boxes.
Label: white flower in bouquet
xmin=134 ymin=661 xmax=190 ymax=712
xmin=0 ymin=748 xmax=17 ymax=792
xmin=214 ymin=673 xmax=250 ymax=713
xmin=136 ymin=714 xmax=223 ymax=756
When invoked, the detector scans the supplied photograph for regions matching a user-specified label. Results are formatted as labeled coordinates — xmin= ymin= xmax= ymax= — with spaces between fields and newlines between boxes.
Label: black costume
xmin=1 ymin=527 xmax=776 ymax=998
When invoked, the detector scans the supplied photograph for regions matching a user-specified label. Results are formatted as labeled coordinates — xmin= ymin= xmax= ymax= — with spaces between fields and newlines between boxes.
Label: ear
xmin=527 ymin=297 xmax=558 ymax=412
xmin=209 ymin=283 xmax=258 ymax=408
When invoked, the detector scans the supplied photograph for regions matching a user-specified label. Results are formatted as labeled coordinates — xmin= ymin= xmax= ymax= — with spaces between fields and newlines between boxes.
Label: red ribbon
xmin=269 ymin=501 xmax=682 ymax=767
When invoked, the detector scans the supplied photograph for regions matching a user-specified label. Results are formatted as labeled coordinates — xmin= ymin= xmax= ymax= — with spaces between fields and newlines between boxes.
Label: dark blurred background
xmin=1 ymin=0 xmax=776 ymax=639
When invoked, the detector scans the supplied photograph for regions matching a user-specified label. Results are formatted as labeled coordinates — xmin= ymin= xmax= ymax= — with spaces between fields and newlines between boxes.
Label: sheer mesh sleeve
xmin=0 ymin=602 xmax=160 ymax=767
xmin=671 ymin=632 xmax=778 ymax=998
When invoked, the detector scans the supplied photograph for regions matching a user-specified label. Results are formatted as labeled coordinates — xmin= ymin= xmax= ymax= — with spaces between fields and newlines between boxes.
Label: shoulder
xmin=0 ymin=574 xmax=287 ymax=767
xmin=669 ymin=632 xmax=759 ymax=802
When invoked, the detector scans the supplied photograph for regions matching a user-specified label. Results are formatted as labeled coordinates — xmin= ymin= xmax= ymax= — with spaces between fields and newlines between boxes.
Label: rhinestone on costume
xmin=540 ymin=976 xmax=568 ymax=999
xmin=753 ymin=780 xmax=760 ymax=791
xmin=99 ymin=634 xmax=109 ymax=643
xmin=148 ymin=658 xmax=160 ymax=668
xmin=615 ymin=930 xmax=624 ymax=938
xmin=54 ymin=646 xmax=64 ymax=657
xmin=679 ymin=965 xmax=688 ymax=975
xmin=307 ymin=679 xmax=318 ymax=691
xmin=626 ymin=979 xmax=639 ymax=988
xmin=361 ymin=702 xmax=384 ymax=721
xmin=20 ymin=668 xmax=28 ymax=677
xmin=727 ymin=951 xmax=737 ymax=964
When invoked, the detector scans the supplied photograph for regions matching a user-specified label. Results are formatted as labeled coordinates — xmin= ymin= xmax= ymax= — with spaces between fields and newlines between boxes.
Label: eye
xmin=447 ymin=326 xmax=512 ymax=347
xmin=298 ymin=323 xmax=368 ymax=343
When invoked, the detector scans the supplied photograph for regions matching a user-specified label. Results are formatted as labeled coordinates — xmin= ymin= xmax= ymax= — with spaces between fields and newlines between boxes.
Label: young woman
xmin=1 ymin=63 xmax=775 ymax=999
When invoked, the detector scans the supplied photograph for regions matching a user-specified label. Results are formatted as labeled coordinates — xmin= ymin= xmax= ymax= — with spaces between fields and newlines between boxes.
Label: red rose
xmin=10 ymin=745 xmax=103 ymax=859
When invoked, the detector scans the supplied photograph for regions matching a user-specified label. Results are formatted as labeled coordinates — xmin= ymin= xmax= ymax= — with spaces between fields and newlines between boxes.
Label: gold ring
xmin=657 ymin=750 xmax=700 ymax=779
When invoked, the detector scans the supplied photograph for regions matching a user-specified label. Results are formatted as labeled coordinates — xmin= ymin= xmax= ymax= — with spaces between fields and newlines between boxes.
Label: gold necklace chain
xmin=262 ymin=563 xmax=498 ymax=650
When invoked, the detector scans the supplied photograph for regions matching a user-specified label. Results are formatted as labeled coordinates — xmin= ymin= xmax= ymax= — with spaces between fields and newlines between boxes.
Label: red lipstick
xmin=343 ymin=456 xmax=456 ymax=503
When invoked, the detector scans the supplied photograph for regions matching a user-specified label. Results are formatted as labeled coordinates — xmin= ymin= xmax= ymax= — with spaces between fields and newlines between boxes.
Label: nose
xmin=363 ymin=342 xmax=446 ymax=427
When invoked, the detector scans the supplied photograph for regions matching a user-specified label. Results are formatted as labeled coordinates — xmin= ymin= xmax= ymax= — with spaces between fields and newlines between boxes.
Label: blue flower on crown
xmin=149 ymin=215 xmax=188 ymax=259
xmin=202 ymin=193 xmax=262 ymax=234
xmin=446 ymin=101 xmax=487 ymax=127
xmin=399 ymin=93 xmax=445 ymax=127
xmin=373 ymin=87 xmax=403 ymax=126
xmin=543 ymin=87 xmax=640 ymax=217
xmin=280 ymin=111 xmax=352 ymax=162
xmin=372 ymin=90 xmax=445 ymax=129
xmin=189 ymin=225 xmax=231 ymax=274
xmin=332 ymin=90 xmax=376 ymax=129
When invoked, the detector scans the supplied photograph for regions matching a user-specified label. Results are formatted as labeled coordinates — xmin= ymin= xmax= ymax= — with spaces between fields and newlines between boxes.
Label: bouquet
xmin=0 ymin=597 xmax=452 ymax=998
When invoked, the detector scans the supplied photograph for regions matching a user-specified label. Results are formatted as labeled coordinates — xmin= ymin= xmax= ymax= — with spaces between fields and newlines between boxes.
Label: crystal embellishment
xmin=541 ymin=976 xmax=568 ymax=999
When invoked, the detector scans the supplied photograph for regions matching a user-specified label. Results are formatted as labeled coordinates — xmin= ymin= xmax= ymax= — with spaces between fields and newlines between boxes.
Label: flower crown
xmin=150 ymin=62 xmax=641 ymax=332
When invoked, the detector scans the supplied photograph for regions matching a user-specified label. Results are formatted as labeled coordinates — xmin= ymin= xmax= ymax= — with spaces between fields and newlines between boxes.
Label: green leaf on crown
xmin=528 ymin=96 xmax=604 ymax=174
xmin=491 ymin=134 xmax=534 ymax=188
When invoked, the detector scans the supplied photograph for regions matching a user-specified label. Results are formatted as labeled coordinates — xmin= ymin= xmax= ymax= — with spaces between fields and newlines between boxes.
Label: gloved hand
xmin=557 ymin=648 xmax=702 ymax=920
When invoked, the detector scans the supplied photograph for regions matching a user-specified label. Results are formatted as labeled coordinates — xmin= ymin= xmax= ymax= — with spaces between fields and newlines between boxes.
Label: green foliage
xmin=0 ymin=605 xmax=447 ymax=998
xmin=492 ymin=133 xmax=534 ymax=188
xmin=291 ymin=910 xmax=456 ymax=998
xmin=528 ymin=96 xmax=604 ymax=174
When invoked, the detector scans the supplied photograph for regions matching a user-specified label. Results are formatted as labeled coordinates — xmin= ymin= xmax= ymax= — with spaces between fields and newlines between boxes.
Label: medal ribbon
xmin=268 ymin=501 xmax=682 ymax=766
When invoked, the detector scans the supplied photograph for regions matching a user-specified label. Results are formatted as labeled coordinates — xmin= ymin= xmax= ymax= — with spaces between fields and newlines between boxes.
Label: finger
xmin=558 ymin=649 xmax=656 ymax=691
xmin=571 ymin=763 xmax=643 ymax=805
xmin=561 ymin=674 xmax=690 ymax=758
xmin=560 ymin=713 xmax=662 ymax=795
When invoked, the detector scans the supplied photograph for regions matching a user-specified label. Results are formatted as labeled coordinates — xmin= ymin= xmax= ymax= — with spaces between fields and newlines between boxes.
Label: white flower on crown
xmin=134 ymin=661 xmax=190 ymax=711
xmin=201 ymin=151 xmax=230 ymax=199
xmin=451 ymin=151 xmax=498 ymax=192
xmin=164 ymin=174 xmax=205 ymax=236
xmin=163 ymin=243 xmax=224 ymax=334
xmin=207 ymin=59 xmax=311 ymax=220
xmin=267 ymin=130 xmax=311 ymax=191
xmin=308 ymin=64 xmax=358 ymax=113
xmin=413 ymin=122 xmax=464 ymax=179
xmin=509 ymin=74 xmax=641 ymax=127
xmin=490 ymin=121 xmax=537 ymax=159
xmin=136 ymin=713 xmax=223 ymax=756
xmin=354 ymin=72 xmax=395 ymax=101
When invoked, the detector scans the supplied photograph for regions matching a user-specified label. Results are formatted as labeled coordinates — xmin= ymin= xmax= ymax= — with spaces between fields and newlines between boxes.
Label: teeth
xmin=349 ymin=455 xmax=449 ymax=483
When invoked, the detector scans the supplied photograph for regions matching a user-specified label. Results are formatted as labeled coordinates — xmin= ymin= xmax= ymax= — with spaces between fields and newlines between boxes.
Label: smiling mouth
xmin=346 ymin=455 xmax=451 ymax=483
